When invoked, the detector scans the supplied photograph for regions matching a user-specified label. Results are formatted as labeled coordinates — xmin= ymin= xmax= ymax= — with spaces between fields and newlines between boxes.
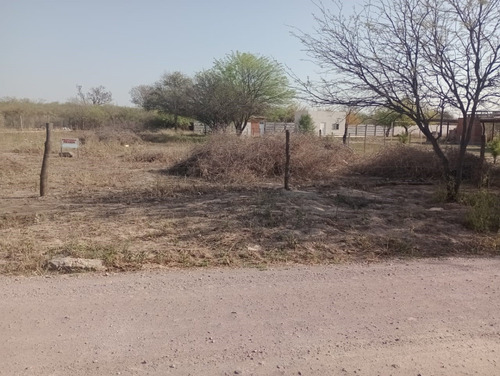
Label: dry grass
xmin=1 ymin=129 xmax=499 ymax=275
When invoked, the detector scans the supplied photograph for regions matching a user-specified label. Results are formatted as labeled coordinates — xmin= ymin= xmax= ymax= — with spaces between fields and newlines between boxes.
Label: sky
xmin=0 ymin=0 xmax=359 ymax=107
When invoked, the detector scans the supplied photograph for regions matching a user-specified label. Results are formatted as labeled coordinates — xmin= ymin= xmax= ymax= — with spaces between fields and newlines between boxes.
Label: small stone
xmin=428 ymin=207 xmax=444 ymax=211
xmin=46 ymin=257 xmax=106 ymax=272
xmin=247 ymin=245 xmax=262 ymax=252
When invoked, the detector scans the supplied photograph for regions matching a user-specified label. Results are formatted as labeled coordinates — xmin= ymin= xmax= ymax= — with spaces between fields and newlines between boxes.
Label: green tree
xmin=372 ymin=108 xmax=413 ymax=136
xmin=213 ymin=52 xmax=295 ymax=135
xmin=298 ymin=113 xmax=314 ymax=133
xmin=265 ymin=103 xmax=301 ymax=123
xmin=190 ymin=69 xmax=236 ymax=131
xmin=131 ymin=72 xmax=193 ymax=131
xmin=295 ymin=0 xmax=500 ymax=200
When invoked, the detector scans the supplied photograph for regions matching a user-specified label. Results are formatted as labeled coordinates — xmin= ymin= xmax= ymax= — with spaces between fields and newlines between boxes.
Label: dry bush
xmin=126 ymin=151 xmax=172 ymax=163
xmin=124 ymin=144 xmax=193 ymax=165
xmin=489 ymin=165 xmax=500 ymax=188
xmin=168 ymin=133 xmax=354 ymax=184
xmin=353 ymin=145 xmax=483 ymax=181
xmin=139 ymin=130 xmax=207 ymax=144
xmin=94 ymin=127 xmax=143 ymax=145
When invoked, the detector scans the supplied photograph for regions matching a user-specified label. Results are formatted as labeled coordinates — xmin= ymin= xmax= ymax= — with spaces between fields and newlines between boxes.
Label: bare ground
xmin=1 ymin=258 xmax=499 ymax=375
xmin=0 ymin=137 xmax=499 ymax=273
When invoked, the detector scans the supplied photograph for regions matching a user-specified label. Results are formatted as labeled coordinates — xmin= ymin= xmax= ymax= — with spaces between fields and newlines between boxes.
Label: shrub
xmin=352 ymin=145 xmax=482 ymax=181
xmin=397 ymin=133 xmax=409 ymax=144
xmin=168 ymin=133 xmax=354 ymax=184
xmin=298 ymin=114 xmax=314 ymax=133
xmin=462 ymin=190 xmax=500 ymax=232
xmin=95 ymin=127 xmax=143 ymax=145
xmin=488 ymin=137 xmax=500 ymax=164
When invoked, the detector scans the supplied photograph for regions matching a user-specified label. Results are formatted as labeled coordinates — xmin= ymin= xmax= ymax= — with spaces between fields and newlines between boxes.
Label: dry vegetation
xmin=168 ymin=133 xmax=353 ymax=183
xmin=0 ymin=128 xmax=499 ymax=274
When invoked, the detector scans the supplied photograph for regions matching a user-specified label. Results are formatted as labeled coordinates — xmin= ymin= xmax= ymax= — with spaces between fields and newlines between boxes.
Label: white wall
xmin=295 ymin=110 xmax=347 ymax=136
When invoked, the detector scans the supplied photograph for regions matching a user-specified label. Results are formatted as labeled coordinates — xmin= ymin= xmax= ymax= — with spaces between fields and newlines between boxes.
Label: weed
xmin=461 ymin=190 xmax=500 ymax=232
xmin=0 ymin=238 xmax=46 ymax=274
xmin=384 ymin=237 xmax=415 ymax=256
xmin=54 ymin=241 xmax=142 ymax=268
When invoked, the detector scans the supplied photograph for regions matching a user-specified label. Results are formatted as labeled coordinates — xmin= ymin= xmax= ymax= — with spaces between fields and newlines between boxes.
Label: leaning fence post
xmin=40 ymin=123 xmax=52 ymax=197
xmin=284 ymin=130 xmax=291 ymax=190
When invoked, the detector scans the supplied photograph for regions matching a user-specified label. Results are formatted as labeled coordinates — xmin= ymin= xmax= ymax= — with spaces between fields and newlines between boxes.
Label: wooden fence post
xmin=284 ymin=130 xmax=291 ymax=190
xmin=40 ymin=123 xmax=52 ymax=197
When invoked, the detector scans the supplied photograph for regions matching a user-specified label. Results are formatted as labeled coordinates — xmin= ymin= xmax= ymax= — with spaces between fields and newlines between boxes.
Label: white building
xmin=294 ymin=110 xmax=347 ymax=137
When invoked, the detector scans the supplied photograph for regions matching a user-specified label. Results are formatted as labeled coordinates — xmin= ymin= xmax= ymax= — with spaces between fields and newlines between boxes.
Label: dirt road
xmin=1 ymin=258 xmax=499 ymax=376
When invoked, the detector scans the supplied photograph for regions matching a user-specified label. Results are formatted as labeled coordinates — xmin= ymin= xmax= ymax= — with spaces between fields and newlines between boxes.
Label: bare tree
xmin=294 ymin=0 xmax=500 ymax=200
xmin=129 ymin=85 xmax=153 ymax=108
xmin=76 ymin=85 xmax=113 ymax=106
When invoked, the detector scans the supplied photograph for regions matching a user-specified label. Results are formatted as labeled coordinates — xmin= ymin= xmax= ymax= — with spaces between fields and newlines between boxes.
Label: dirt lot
xmin=0 ymin=130 xmax=499 ymax=273
xmin=1 ymin=259 xmax=499 ymax=375
xmin=1 ymin=130 xmax=499 ymax=375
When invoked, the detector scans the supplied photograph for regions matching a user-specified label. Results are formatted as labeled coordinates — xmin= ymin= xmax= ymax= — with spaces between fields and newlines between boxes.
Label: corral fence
xmin=192 ymin=122 xmax=297 ymax=135
xmin=347 ymin=123 xmax=457 ymax=139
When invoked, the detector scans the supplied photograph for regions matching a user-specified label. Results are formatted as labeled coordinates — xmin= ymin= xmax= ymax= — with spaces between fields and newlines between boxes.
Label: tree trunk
xmin=235 ymin=117 xmax=249 ymax=136
xmin=478 ymin=122 xmax=487 ymax=187
xmin=342 ymin=123 xmax=348 ymax=144
xmin=422 ymin=123 xmax=457 ymax=201
xmin=385 ymin=122 xmax=393 ymax=137
xmin=452 ymin=116 xmax=475 ymax=201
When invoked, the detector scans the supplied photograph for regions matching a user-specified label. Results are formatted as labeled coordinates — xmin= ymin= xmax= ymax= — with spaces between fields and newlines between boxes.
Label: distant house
xmin=456 ymin=111 xmax=500 ymax=144
xmin=294 ymin=110 xmax=347 ymax=137
xmin=240 ymin=116 xmax=296 ymax=136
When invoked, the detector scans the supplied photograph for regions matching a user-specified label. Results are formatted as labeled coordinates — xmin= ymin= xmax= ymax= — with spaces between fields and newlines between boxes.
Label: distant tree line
xmin=0 ymin=98 xmax=162 ymax=130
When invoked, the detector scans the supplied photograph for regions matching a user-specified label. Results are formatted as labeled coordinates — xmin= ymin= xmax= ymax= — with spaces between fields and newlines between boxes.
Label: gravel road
xmin=1 ymin=258 xmax=499 ymax=376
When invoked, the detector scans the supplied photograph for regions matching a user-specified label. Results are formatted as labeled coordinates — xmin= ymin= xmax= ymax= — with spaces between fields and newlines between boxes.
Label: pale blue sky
xmin=0 ymin=0 xmax=360 ymax=106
